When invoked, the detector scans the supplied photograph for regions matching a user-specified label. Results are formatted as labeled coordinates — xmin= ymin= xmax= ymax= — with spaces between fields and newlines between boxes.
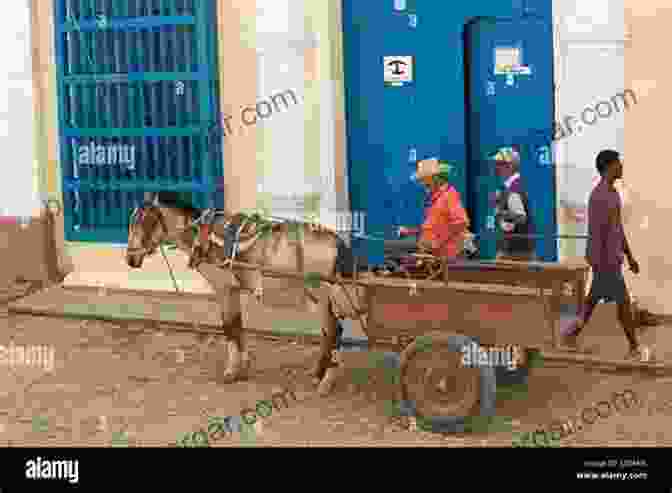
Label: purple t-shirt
xmin=586 ymin=180 xmax=625 ymax=271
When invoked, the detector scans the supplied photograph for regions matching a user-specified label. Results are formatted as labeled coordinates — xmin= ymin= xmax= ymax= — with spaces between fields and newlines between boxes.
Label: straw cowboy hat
xmin=413 ymin=158 xmax=455 ymax=183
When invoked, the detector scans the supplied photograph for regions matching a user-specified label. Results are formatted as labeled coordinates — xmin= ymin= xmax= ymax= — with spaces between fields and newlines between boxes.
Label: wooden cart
xmin=214 ymin=257 xmax=669 ymax=425
xmin=354 ymin=258 xmax=669 ymax=424
xmin=354 ymin=260 xmax=583 ymax=421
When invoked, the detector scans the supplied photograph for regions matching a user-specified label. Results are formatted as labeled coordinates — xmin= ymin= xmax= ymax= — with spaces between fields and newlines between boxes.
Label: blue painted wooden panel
xmin=342 ymin=1 xmax=421 ymax=265
xmin=341 ymin=0 xmax=554 ymax=265
xmin=53 ymin=0 xmax=223 ymax=243
xmin=466 ymin=16 xmax=556 ymax=260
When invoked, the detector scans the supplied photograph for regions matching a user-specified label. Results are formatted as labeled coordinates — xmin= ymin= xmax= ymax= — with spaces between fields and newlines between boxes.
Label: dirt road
xmin=1 ymin=296 xmax=671 ymax=447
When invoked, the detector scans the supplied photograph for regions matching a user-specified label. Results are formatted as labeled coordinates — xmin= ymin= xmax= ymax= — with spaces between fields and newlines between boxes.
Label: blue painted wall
xmin=342 ymin=0 xmax=554 ymax=265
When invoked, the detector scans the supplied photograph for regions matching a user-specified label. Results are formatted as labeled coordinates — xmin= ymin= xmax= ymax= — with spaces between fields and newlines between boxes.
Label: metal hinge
xmin=409 ymin=148 xmax=417 ymax=162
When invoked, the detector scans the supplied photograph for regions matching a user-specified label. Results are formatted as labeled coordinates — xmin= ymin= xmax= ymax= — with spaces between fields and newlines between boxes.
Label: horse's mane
xmin=155 ymin=191 xmax=199 ymax=217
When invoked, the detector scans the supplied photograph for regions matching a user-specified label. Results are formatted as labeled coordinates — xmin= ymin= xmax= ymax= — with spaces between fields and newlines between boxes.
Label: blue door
xmin=343 ymin=0 xmax=422 ymax=265
xmin=342 ymin=1 xmax=419 ymax=266
xmin=466 ymin=17 xmax=556 ymax=260
xmin=53 ymin=0 xmax=224 ymax=243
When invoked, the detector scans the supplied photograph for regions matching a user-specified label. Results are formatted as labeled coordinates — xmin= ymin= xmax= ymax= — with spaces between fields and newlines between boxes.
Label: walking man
xmin=561 ymin=150 xmax=652 ymax=361
xmin=492 ymin=147 xmax=535 ymax=260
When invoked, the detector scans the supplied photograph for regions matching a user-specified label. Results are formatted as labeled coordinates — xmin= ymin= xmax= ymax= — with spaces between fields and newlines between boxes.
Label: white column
xmin=318 ymin=79 xmax=336 ymax=228
xmin=0 ymin=1 xmax=39 ymax=219
xmin=255 ymin=0 xmax=308 ymax=221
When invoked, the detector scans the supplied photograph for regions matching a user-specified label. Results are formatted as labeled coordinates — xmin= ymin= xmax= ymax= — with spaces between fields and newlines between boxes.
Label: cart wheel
xmin=399 ymin=332 xmax=496 ymax=433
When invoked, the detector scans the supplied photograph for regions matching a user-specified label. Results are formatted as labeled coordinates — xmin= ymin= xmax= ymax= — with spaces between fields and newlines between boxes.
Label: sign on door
xmin=384 ymin=56 xmax=413 ymax=86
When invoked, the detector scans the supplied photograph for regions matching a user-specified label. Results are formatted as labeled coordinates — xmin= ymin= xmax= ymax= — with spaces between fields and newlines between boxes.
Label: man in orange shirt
xmin=399 ymin=158 xmax=470 ymax=260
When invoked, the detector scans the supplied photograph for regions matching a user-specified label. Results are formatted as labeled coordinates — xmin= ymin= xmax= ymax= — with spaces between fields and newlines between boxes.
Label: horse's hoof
xmin=317 ymin=378 xmax=335 ymax=396
xmin=317 ymin=367 xmax=340 ymax=396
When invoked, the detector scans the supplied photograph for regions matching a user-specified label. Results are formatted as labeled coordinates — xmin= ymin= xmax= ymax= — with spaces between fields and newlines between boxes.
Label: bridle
xmin=126 ymin=202 xmax=213 ymax=293
xmin=126 ymin=202 xmax=171 ymax=256
xmin=126 ymin=201 xmax=220 ymax=258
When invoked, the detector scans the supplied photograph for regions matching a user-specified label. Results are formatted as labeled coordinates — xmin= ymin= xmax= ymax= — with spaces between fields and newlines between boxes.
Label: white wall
xmin=0 ymin=1 xmax=39 ymax=219
xmin=553 ymin=0 xmax=626 ymax=259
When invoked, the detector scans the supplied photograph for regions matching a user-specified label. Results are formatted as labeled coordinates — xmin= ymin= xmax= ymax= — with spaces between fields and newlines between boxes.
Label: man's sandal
xmin=625 ymin=345 xmax=655 ymax=363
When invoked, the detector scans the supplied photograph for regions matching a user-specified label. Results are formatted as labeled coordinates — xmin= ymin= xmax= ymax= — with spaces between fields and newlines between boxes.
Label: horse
xmin=125 ymin=193 xmax=360 ymax=394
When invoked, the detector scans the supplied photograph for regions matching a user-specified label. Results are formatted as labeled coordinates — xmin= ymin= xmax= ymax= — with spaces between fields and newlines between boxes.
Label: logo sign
xmin=494 ymin=46 xmax=521 ymax=75
xmin=384 ymin=56 xmax=413 ymax=86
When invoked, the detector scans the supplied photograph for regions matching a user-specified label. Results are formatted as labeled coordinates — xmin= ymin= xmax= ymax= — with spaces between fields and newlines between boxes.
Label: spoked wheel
xmin=399 ymin=332 xmax=496 ymax=432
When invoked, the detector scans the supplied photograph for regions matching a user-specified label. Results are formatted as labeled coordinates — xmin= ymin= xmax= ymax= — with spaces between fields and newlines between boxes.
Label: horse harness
xmin=188 ymin=209 xmax=258 ymax=269
xmin=128 ymin=203 xmax=365 ymax=330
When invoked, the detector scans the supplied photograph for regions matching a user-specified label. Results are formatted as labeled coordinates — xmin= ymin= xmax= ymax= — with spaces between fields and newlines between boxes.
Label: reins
xmin=127 ymin=203 xmax=209 ymax=293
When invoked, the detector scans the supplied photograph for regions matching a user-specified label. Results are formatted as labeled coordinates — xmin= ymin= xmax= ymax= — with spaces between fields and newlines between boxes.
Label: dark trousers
xmin=574 ymin=268 xmax=638 ymax=349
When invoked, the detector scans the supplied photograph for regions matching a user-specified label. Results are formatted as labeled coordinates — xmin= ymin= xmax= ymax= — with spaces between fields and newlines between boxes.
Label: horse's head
xmin=126 ymin=202 xmax=169 ymax=268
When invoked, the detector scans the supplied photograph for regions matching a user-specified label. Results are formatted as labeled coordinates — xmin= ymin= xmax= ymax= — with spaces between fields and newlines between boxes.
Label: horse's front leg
xmin=197 ymin=264 xmax=250 ymax=383
xmin=221 ymin=310 xmax=248 ymax=383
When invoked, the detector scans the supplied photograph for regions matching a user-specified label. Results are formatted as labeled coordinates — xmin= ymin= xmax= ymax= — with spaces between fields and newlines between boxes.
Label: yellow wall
xmin=31 ymin=0 xmax=61 ymax=204
xmin=216 ymin=0 xmax=258 ymax=212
